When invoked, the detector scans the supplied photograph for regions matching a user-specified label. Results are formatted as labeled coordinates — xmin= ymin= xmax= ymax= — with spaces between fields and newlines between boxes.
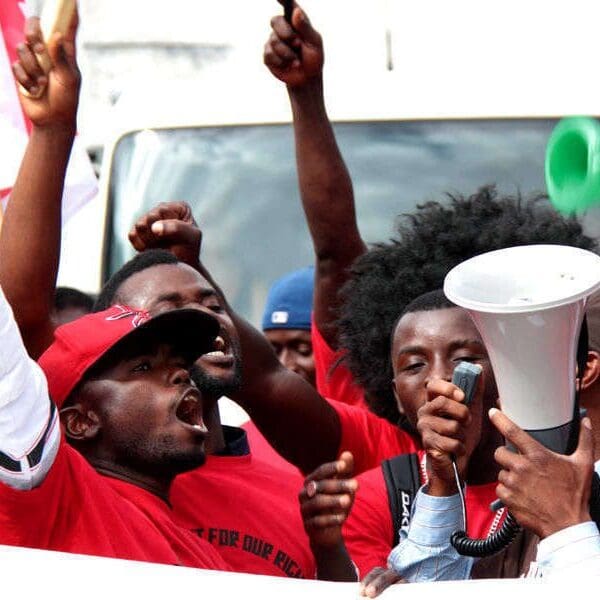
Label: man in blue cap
xmin=262 ymin=266 xmax=316 ymax=387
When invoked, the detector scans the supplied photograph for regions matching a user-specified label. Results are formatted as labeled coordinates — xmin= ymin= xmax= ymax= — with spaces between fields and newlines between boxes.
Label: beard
xmin=109 ymin=427 xmax=207 ymax=479
xmin=189 ymin=358 xmax=243 ymax=399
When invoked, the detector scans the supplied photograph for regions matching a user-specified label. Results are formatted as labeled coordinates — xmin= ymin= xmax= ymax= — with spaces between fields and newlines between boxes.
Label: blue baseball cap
xmin=262 ymin=266 xmax=314 ymax=331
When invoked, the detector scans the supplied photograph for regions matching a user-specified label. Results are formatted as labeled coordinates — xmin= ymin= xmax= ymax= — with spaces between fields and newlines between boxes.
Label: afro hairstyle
xmin=337 ymin=185 xmax=598 ymax=424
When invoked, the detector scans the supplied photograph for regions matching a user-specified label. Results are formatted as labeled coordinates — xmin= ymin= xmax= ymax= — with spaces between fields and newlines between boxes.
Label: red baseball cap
xmin=38 ymin=304 xmax=219 ymax=408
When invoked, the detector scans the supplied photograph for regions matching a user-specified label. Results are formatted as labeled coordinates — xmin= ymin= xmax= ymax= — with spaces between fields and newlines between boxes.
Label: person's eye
xmin=132 ymin=360 xmax=152 ymax=373
xmin=402 ymin=362 xmax=425 ymax=373
xmin=453 ymin=355 xmax=482 ymax=364
xmin=200 ymin=297 xmax=224 ymax=314
xmin=297 ymin=343 xmax=312 ymax=357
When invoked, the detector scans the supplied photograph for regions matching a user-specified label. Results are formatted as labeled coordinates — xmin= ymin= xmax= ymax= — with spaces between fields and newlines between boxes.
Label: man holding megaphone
xmin=367 ymin=246 xmax=600 ymax=589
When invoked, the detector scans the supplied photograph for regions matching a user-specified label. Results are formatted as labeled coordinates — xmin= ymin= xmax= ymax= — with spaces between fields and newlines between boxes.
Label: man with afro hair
xmin=338 ymin=187 xmax=597 ymax=423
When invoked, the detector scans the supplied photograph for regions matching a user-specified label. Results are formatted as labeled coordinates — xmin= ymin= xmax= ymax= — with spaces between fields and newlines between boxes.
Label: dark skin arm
xmin=223 ymin=301 xmax=341 ymax=473
xmin=300 ymin=451 xmax=358 ymax=581
xmin=490 ymin=408 xmax=594 ymax=539
xmin=129 ymin=202 xmax=342 ymax=474
xmin=264 ymin=2 xmax=366 ymax=348
xmin=0 ymin=15 xmax=80 ymax=359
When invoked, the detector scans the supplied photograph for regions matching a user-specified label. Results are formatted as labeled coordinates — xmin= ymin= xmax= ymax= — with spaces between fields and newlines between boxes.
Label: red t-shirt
xmin=331 ymin=399 xmax=420 ymax=475
xmin=343 ymin=453 xmax=506 ymax=578
xmin=171 ymin=451 xmax=315 ymax=578
xmin=0 ymin=441 xmax=228 ymax=571
xmin=311 ymin=318 xmax=367 ymax=409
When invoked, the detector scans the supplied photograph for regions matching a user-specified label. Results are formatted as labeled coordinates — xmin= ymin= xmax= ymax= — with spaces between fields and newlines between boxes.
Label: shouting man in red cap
xmin=0 ymin=278 xmax=231 ymax=568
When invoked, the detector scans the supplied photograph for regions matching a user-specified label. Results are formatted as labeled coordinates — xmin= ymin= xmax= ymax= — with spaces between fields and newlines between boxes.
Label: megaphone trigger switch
xmin=452 ymin=362 xmax=482 ymax=408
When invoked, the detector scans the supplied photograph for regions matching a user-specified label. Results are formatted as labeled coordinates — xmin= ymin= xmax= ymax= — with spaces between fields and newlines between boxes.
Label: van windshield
xmin=106 ymin=118 xmax=600 ymax=323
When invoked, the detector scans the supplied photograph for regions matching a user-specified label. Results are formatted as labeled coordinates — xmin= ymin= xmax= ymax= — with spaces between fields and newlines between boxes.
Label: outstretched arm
xmin=129 ymin=202 xmax=342 ymax=474
xmin=0 ymin=15 xmax=80 ymax=358
xmin=215 ymin=285 xmax=342 ymax=473
xmin=264 ymin=2 xmax=366 ymax=347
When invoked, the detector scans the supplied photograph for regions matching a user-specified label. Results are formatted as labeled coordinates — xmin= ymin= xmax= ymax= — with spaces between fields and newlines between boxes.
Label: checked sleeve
xmin=387 ymin=487 xmax=474 ymax=581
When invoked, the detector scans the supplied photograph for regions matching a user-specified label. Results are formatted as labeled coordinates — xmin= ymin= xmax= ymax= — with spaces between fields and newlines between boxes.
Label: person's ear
xmin=60 ymin=404 xmax=101 ymax=441
xmin=581 ymin=350 xmax=600 ymax=391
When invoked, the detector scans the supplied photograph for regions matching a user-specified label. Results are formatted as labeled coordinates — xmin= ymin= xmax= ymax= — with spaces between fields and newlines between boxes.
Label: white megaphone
xmin=444 ymin=245 xmax=600 ymax=453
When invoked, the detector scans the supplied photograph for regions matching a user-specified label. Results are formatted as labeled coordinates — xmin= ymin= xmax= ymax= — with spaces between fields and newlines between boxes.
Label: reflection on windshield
xmin=107 ymin=119 xmax=600 ymax=324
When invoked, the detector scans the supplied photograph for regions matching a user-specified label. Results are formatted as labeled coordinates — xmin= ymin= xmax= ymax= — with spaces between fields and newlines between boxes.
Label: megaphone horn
xmin=444 ymin=244 xmax=600 ymax=453
xmin=545 ymin=116 xmax=600 ymax=214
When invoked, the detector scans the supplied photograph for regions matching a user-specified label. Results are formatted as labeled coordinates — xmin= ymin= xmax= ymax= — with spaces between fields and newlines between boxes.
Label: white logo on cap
xmin=106 ymin=305 xmax=147 ymax=328
xmin=271 ymin=311 xmax=289 ymax=324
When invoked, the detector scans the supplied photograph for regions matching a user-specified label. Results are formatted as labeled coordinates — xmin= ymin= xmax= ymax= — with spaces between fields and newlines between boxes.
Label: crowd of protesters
xmin=1 ymin=0 xmax=599 ymax=593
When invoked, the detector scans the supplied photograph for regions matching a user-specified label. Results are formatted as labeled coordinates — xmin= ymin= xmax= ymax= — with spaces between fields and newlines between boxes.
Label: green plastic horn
xmin=545 ymin=116 xmax=600 ymax=214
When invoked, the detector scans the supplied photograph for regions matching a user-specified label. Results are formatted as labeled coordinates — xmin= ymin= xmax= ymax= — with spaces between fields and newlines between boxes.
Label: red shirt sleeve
xmin=343 ymin=466 xmax=394 ymax=579
xmin=311 ymin=317 xmax=367 ymax=409
xmin=329 ymin=399 xmax=420 ymax=475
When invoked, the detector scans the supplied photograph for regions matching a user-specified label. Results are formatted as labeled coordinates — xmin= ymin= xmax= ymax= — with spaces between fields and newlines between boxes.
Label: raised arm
xmin=128 ymin=202 xmax=342 ymax=474
xmin=264 ymin=2 xmax=366 ymax=347
xmin=0 ymin=14 xmax=80 ymax=358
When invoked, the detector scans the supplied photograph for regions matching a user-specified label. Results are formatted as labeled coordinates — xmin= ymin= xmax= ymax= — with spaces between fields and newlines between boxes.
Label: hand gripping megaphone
xmin=443 ymin=244 xmax=600 ymax=556
xmin=545 ymin=117 xmax=600 ymax=214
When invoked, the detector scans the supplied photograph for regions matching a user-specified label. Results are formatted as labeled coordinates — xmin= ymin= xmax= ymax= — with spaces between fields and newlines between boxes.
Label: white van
xmin=58 ymin=0 xmax=600 ymax=323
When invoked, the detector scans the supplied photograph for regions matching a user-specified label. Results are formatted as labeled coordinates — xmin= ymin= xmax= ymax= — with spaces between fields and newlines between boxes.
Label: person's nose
xmin=427 ymin=357 xmax=453 ymax=384
xmin=279 ymin=348 xmax=300 ymax=374
xmin=169 ymin=366 xmax=191 ymax=386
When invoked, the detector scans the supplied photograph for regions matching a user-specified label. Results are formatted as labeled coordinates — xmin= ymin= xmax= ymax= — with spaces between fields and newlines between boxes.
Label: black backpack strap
xmin=382 ymin=452 xmax=421 ymax=547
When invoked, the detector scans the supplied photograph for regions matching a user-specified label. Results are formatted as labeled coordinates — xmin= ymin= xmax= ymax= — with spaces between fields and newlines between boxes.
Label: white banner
xmin=0 ymin=544 xmax=593 ymax=600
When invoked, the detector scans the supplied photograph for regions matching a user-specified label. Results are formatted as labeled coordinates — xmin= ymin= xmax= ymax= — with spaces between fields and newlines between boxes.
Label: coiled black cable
xmin=447 ymin=457 xmax=522 ymax=557
xmin=450 ymin=512 xmax=521 ymax=557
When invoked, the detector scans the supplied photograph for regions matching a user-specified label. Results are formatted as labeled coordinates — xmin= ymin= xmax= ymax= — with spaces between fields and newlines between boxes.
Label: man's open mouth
xmin=175 ymin=388 xmax=207 ymax=431
xmin=201 ymin=335 xmax=235 ymax=365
